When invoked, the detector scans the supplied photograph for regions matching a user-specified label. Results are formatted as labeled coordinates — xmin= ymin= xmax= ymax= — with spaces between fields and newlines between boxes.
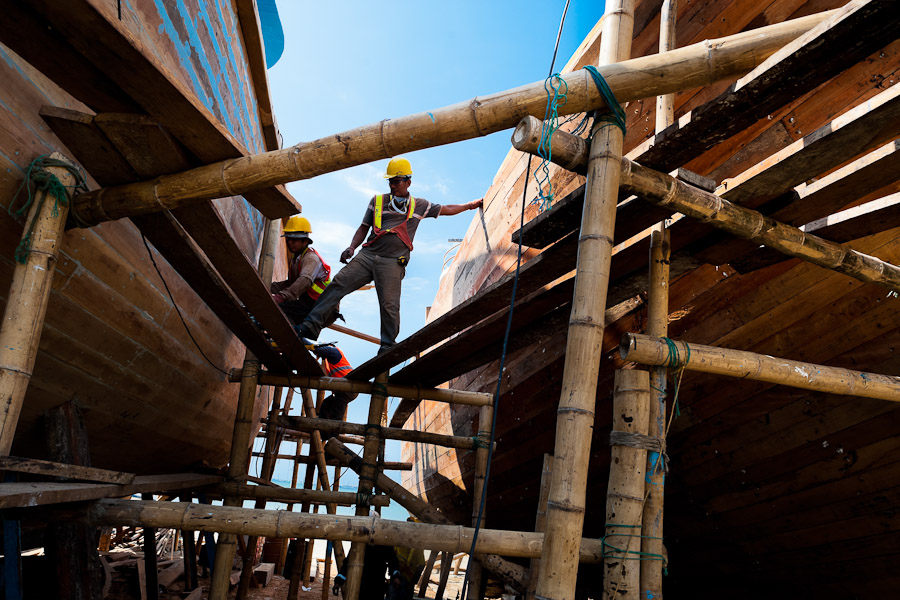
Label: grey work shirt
xmin=361 ymin=195 xmax=442 ymax=260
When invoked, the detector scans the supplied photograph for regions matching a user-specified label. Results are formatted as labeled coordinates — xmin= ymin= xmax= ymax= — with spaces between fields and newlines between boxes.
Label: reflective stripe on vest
xmin=326 ymin=351 xmax=352 ymax=378
xmin=364 ymin=194 xmax=416 ymax=251
xmin=303 ymin=247 xmax=331 ymax=301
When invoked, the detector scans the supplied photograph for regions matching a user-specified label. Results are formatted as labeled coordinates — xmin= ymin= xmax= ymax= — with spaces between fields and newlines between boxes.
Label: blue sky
xmin=256 ymin=0 xmax=605 ymax=508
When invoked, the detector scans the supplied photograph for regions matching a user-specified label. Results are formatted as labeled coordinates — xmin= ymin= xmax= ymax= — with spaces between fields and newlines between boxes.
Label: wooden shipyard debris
xmin=1 ymin=0 xmax=900 ymax=599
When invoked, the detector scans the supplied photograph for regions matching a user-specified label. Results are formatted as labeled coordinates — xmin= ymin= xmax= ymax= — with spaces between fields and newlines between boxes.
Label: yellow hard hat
xmin=384 ymin=157 xmax=413 ymax=179
xmin=283 ymin=215 xmax=312 ymax=240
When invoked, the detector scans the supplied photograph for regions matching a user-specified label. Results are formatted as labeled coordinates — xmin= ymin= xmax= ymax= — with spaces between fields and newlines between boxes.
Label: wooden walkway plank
xmin=0 ymin=456 xmax=135 ymax=485
xmin=0 ymin=474 xmax=221 ymax=509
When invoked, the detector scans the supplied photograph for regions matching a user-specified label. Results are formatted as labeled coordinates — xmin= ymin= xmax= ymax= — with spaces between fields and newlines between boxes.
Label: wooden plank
xmin=157 ymin=561 xmax=184 ymax=591
xmin=0 ymin=473 xmax=222 ymax=509
xmin=40 ymin=107 xmax=288 ymax=371
xmin=0 ymin=456 xmax=135 ymax=485
xmin=22 ymin=0 xmax=298 ymax=219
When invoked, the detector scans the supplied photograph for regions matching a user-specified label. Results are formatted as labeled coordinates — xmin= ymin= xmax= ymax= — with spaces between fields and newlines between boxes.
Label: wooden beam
xmin=620 ymin=333 xmax=900 ymax=402
xmin=204 ymin=483 xmax=390 ymax=507
xmin=23 ymin=0 xmax=298 ymax=219
xmin=249 ymin=451 xmax=412 ymax=470
xmin=278 ymin=416 xmax=484 ymax=451
xmin=68 ymin=13 xmax=831 ymax=226
xmin=0 ymin=457 xmax=134 ymax=485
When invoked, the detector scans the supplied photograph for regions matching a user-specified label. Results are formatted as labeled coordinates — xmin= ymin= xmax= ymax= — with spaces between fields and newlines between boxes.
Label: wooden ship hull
xmin=397 ymin=0 xmax=900 ymax=597
xmin=0 ymin=0 xmax=294 ymax=473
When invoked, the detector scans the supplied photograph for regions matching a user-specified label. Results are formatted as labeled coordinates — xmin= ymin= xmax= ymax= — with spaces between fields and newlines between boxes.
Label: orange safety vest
xmin=290 ymin=246 xmax=331 ymax=300
xmin=362 ymin=194 xmax=416 ymax=251
xmin=326 ymin=350 xmax=352 ymax=378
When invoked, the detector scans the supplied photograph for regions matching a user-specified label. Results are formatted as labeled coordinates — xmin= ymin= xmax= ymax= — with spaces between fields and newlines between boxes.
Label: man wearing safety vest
xmin=271 ymin=216 xmax=340 ymax=327
xmin=297 ymin=157 xmax=482 ymax=354
xmin=310 ymin=343 xmax=357 ymax=436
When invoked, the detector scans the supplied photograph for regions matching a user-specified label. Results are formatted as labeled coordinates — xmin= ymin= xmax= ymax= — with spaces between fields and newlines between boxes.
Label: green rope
xmin=356 ymin=491 xmax=373 ymax=506
xmin=601 ymin=524 xmax=667 ymax=568
xmin=8 ymin=155 xmax=87 ymax=264
xmin=371 ymin=382 xmax=389 ymax=397
xmin=531 ymin=73 xmax=569 ymax=213
xmin=471 ymin=435 xmax=491 ymax=450
xmin=660 ymin=337 xmax=690 ymax=418
xmin=582 ymin=66 xmax=627 ymax=137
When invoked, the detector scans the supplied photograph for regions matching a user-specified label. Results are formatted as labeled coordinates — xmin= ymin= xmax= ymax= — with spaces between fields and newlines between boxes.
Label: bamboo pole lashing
xmin=0 ymin=153 xmax=78 ymax=455
xmin=67 ymin=12 xmax=834 ymax=227
xmin=536 ymin=1 xmax=635 ymax=598
xmin=278 ymin=415 xmax=487 ymax=451
xmin=620 ymin=333 xmax=900 ymax=402
xmin=82 ymin=498 xmax=609 ymax=561
xmin=240 ymin=372 xmax=494 ymax=407
xmin=603 ymin=371 xmax=650 ymax=600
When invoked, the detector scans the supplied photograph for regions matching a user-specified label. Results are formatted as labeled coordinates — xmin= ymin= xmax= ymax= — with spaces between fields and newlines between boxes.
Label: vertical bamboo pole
xmin=466 ymin=402 xmax=493 ymax=600
xmin=603 ymin=371 xmax=650 ymax=599
xmin=208 ymin=218 xmax=280 ymax=600
xmin=343 ymin=371 xmax=389 ymax=600
xmin=526 ymin=454 xmax=553 ymax=600
xmin=535 ymin=3 xmax=635 ymax=599
xmin=643 ymin=7 xmax=675 ymax=592
xmin=641 ymin=228 xmax=670 ymax=597
xmin=277 ymin=439 xmax=303 ymax=576
xmin=0 ymin=153 xmax=77 ymax=455
xmin=435 ymin=552 xmax=453 ymax=600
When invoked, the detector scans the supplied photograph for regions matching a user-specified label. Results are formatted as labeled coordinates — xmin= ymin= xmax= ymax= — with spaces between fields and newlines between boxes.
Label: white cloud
xmin=341 ymin=165 xmax=382 ymax=198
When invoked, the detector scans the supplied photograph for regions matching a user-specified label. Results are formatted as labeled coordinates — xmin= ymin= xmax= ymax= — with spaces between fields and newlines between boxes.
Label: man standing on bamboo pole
xmin=296 ymin=157 xmax=482 ymax=354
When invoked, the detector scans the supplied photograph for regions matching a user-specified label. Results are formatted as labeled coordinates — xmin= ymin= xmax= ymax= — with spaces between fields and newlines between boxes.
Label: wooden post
xmin=67 ymin=12 xmax=832 ymax=227
xmin=536 ymin=2 xmax=635 ymax=599
xmin=43 ymin=400 xmax=104 ymax=599
xmin=603 ymin=371 xmax=650 ymax=599
xmin=141 ymin=493 xmax=160 ymax=600
xmin=208 ymin=218 xmax=280 ymax=600
xmin=641 ymin=227 xmax=670 ymax=598
xmin=0 ymin=153 xmax=78 ymax=454
xmin=526 ymin=454 xmax=553 ymax=600
xmin=466 ymin=403 xmax=493 ymax=600
xmin=180 ymin=496 xmax=199 ymax=592
xmin=343 ymin=371 xmax=389 ymax=600
xmin=419 ymin=550 xmax=438 ymax=598
xmin=435 ymin=551 xmax=453 ymax=600
xmin=277 ymin=438 xmax=303 ymax=576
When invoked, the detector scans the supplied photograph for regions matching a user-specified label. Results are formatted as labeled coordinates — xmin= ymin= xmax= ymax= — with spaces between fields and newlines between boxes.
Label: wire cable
xmin=460 ymin=1 xmax=571 ymax=596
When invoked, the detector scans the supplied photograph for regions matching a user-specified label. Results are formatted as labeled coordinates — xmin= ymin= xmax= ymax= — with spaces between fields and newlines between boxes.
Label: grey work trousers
xmin=302 ymin=249 xmax=405 ymax=352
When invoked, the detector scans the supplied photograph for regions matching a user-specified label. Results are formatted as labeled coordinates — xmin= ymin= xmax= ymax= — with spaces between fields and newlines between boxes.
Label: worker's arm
xmin=341 ymin=223 xmax=371 ymax=263
xmin=439 ymin=198 xmax=483 ymax=216
xmin=272 ymin=252 xmax=318 ymax=302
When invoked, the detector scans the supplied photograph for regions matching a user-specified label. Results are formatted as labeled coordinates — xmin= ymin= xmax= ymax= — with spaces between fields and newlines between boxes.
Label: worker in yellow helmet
xmin=270 ymin=216 xmax=340 ymax=327
xmin=296 ymin=157 xmax=482 ymax=354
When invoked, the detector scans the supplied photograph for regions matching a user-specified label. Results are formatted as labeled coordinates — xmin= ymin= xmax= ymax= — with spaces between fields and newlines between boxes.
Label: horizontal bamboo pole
xmin=325 ymin=438 xmax=528 ymax=591
xmin=249 ymin=451 xmax=412 ymax=470
xmin=203 ymin=482 xmax=390 ymax=506
xmin=234 ymin=371 xmax=494 ymax=408
xmin=620 ymin=333 xmax=900 ymax=402
xmin=69 ymin=12 xmax=833 ymax=226
xmin=618 ymin=158 xmax=900 ymax=292
xmin=277 ymin=416 xmax=486 ymax=451
xmin=80 ymin=498 xmax=606 ymax=562
xmin=326 ymin=323 xmax=380 ymax=345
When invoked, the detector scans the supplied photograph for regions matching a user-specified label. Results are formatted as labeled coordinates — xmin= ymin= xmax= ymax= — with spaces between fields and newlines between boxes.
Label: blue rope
xmin=531 ymin=74 xmax=569 ymax=213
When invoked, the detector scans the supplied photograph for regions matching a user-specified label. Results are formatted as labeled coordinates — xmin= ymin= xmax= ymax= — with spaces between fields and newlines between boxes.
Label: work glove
xmin=340 ymin=247 xmax=355 ymax=264
xmin=271 ymin=293 xmax=284 ymax=304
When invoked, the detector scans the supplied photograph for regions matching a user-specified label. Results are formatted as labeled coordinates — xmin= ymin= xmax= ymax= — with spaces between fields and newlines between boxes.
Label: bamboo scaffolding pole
xmin=277 ymin=439 xmax=303 ymax=575
xmin=620 ymin=333 xmax=900 ymax=402
xmin=526 ymin=454 xmax=553 ymax=600
xmin=655 ymin=0 xmax=678 ymax=133
xmin=238 ymin=372 xmax=494 ymax=408
xmin=209 ymin=219 xmax=279 ymax=600
xmin=324 ymin=438 xmax=528 ymax=591
xmin=249 ymin=452 xmax=412 ymax=470
xmin=0 ymin=153 xmax=78 ymax=455
xmin=466 ymin=403 xmax=493 ymax=600
xmin=278 ymin=415 xmax=486 ymax=450
xmin=603 ymin=371 xmax=650 ymax=600
xmin=326 ymin=323 xmax=380 ymax=345
xmin=536 ymin=2 xmax=635 ymax=599
xmin=418 ymin=550 xmax=438 ymax=597
xmin=344 ymin=371 xmax=389 ymax=600
xmin=77 ymin=498 xmax=609 ymax=561
xmin=205 ymin=483 xmax=390 ymax=506
xmin=618 ymin=158 xmax=900 ymax=292
xmin=641 ymin=228 xmax=670 ymax=599
xmin=67 ymin=13 xmax=832 ymax=227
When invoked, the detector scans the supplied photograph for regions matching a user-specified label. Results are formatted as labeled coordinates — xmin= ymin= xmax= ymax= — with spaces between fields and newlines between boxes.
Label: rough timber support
xmin=0 ymin=153 xmax=77 ymax=455
xmin=535 ymin=2 xmax=635 ymax=599
xmin=324 ymin=438 xmax=529 ymax=591
xmin=344 ymin=371 xmax=389 ymax=600
xmin=526 ymin=454 xmax=553 ymax=600
xmin=620 ymin=333 xmax=900 ymax=402
xmin=466 ymin=402 xmax=493 ymax=599
xmin=602 ymin=371 xmax=650 ymax=599
xmin=209 ymin=219 xmax=279 ymax=600
xmin=67 ymin=13 xmax=832 ymax=227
